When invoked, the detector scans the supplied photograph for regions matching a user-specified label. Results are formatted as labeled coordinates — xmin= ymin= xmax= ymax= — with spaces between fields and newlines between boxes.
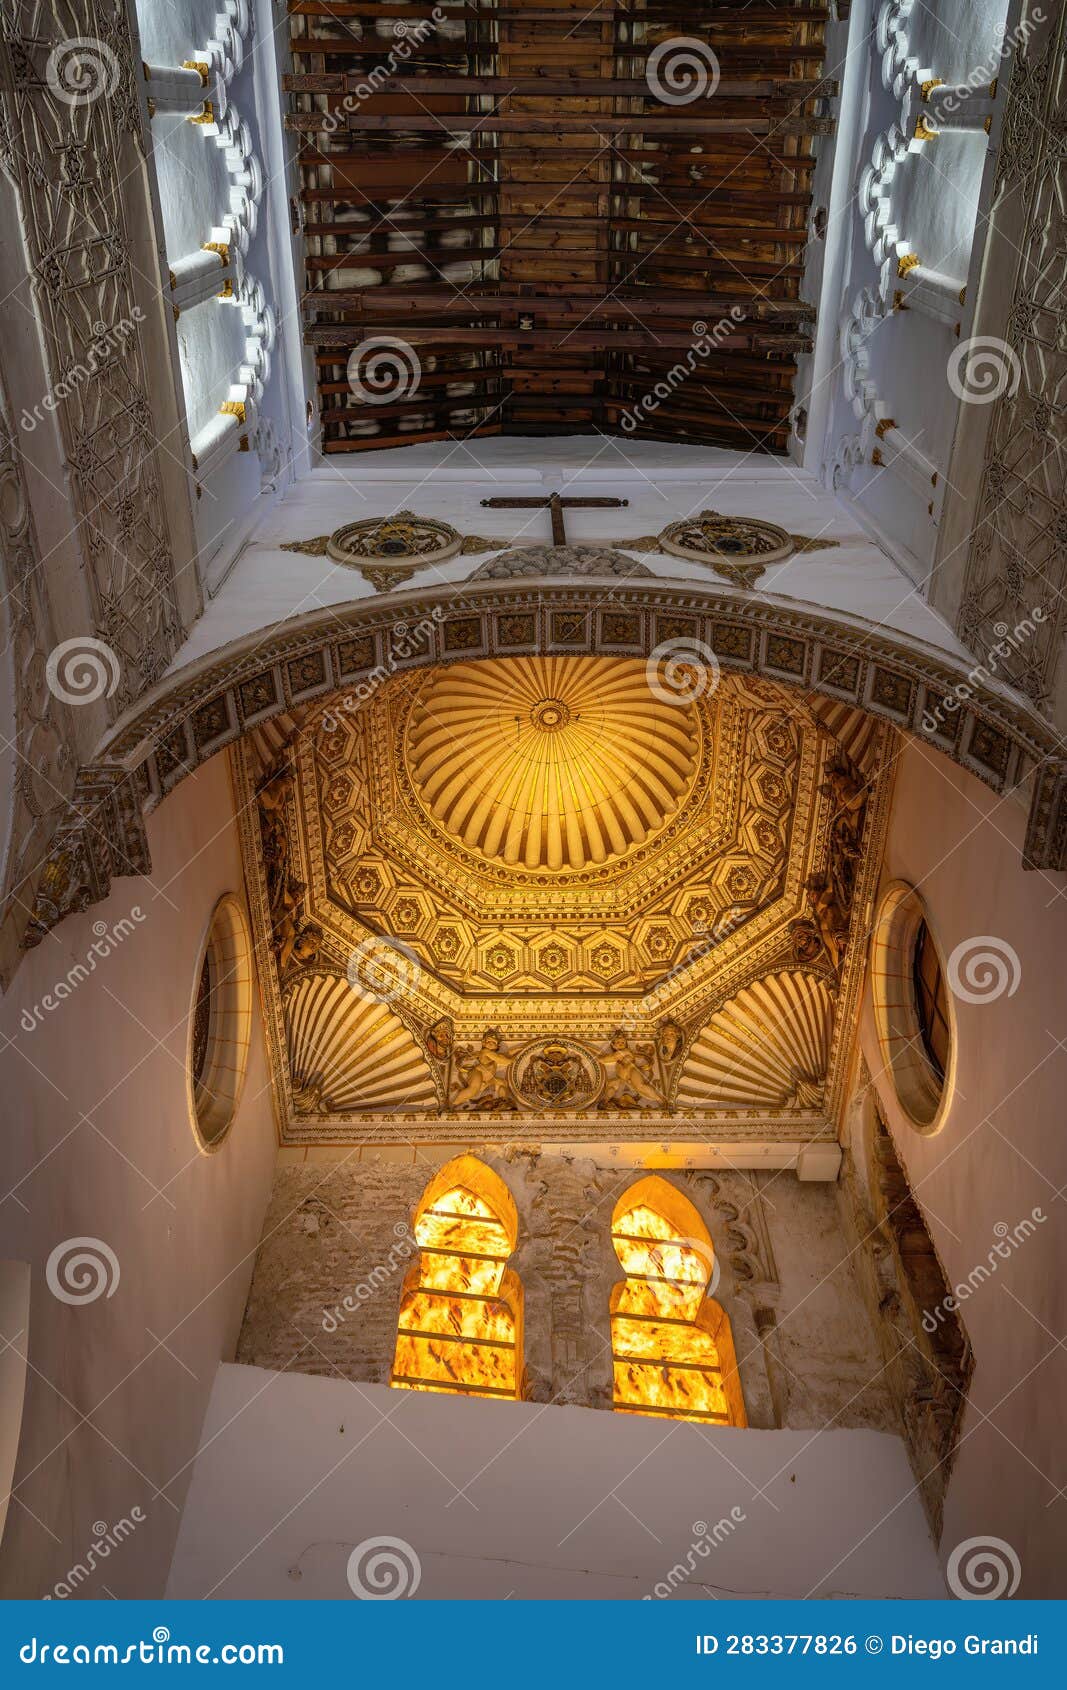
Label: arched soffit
xmin=97 ymin=580 xmax=1063 ymax=871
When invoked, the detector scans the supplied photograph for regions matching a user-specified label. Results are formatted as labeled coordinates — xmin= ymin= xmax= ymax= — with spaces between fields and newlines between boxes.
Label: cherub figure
xmin=601 ymin=1030 xmax=664 ymax=1109
xmin=450 ymin=1028 xmax=512 ymax=1110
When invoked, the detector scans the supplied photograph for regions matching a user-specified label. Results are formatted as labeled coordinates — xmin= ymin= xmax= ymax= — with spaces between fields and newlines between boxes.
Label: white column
xmin=920 ymin=79 xmax=995 ymax=136
xmin=190 ymin=402 xmax=252 ymax=485
xmin=169 ymin=244 xmax=235 ymax=315
xmin=871 ymin=419 xmax=940 ymax=507
xmin=894 ymin=255 xmax=965 ymax=325
xmin=143 ymin=61 xmax=212 ymax=117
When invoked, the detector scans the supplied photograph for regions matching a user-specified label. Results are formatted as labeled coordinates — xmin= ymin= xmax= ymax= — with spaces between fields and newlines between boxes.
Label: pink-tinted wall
xmin=0 ymin=754 xmax=277 ymax=1598
xmin=860 ymin=738 xmax=1067 ymax=1597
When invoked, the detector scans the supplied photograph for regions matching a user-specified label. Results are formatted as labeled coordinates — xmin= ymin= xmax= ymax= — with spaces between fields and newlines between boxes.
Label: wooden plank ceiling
xmin=287 ymin=1 xmax=834 ymax=454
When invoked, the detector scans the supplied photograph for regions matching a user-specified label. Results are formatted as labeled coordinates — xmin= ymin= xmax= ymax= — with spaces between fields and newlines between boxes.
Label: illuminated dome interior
xmin=405 ymin=656 xmax=701 ymax=874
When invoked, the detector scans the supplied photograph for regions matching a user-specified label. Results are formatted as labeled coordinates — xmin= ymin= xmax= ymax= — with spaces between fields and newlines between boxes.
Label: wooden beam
xmin=299 ymin=184 xmax=815 ymax=209
xmin=289 ymin=3 xmax=831 ymax=19
xmin=302 ymin=288 xmax=816 ymax=320
xmin=305 ymin=325 xmax=813 ymax=352
xmin=285 ymin=73 xmax=839 ymax=99
xmin=287 ymin=112 xmax=834 ymax=136
xmin=302 ymin=213 xmax=812 ymax=244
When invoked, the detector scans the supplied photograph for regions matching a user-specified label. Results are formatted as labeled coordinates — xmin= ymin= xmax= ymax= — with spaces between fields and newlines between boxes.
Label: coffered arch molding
xmin=23 ymin=577 xmax=1067 ymax=951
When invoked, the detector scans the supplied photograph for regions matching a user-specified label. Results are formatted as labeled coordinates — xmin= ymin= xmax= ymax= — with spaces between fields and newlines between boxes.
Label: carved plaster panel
xmin=955 ymin=5 xmax=1067 ymax=723
xmin=0 ymin=372 xmax=76 ymax=985
xmin=0 ymin=3 xmax=184 ymax=706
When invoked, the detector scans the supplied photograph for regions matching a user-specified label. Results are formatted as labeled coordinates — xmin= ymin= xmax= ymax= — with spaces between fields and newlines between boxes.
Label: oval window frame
xmin=870 ymin=881 xmax=955 ymax=1135
xmin=186 ymin=893 xmax=254 ymax=1152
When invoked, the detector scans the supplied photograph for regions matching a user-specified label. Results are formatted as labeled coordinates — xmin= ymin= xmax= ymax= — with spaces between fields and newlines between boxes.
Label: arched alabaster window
xmin=391 ymin=1157 xmax=523 ymax=1402
xmin=610 ymin=1176 xmax=746 ymax=1427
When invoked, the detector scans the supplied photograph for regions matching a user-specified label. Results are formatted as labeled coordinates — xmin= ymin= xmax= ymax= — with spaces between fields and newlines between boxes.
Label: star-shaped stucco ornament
xmin=279 ymin=513 xmax=511 ymax=589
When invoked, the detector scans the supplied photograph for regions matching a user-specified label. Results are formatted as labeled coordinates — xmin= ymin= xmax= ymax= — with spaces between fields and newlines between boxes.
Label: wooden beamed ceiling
xmin=288 ymin=1 xmax=834 ymax=454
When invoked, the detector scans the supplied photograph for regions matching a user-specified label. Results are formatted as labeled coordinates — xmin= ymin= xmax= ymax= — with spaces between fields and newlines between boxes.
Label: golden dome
xmin=405 ymin=656 xmax=701 ymax=873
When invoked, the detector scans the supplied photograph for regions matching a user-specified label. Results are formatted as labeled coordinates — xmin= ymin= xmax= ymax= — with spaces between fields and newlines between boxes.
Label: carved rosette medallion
xmin=658 ymin=513 xmax=795 ymax=585
xmin=509 ymin=1038 xmax=605 ymax=1111
xmin=327 ymin=512 xmax=463 ymax=589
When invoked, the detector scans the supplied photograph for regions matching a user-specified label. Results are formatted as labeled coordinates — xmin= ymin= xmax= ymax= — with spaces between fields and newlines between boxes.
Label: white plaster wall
xmin=859 ymin=738 xmax=1067 ymax=1598
xmin=168 ymin=440 xmax=974 ymax=672
xmin=167 ymin=1364 xmax=946 ymax=1600
xmin=133 ymin=0 xmax=298 ymax=581
xmin=821 ymin=0 xmax=1011 ymax=581
xmin=0 ymin=754 xmax=278 ymax=1597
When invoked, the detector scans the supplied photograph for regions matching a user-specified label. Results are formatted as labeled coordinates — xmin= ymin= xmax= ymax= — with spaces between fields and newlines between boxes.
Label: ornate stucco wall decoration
xmin=281 ymin=513 xmax=506 ymax=589
xmin=0 ymin=376 xmax=76 ymax=985
xmin=255 ymin=752 xmax=321 ymax=977
xmin=468 ymin=546 xmax=654 ymax=580
xmin=617 ymin=514 xmax=842 ymax=586
xmin=0 ymin=3 xmax=184 ymax=706
xmin=950 ymin=0 xmax=1067 ymax=764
